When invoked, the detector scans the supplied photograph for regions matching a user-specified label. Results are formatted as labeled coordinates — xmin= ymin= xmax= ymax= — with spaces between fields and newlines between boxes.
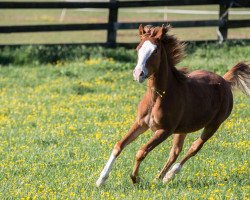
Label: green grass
xmin=0 ymin=43 xmax=249 ymax=199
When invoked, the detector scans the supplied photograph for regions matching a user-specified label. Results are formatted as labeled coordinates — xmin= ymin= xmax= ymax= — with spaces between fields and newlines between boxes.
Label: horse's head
xmin=133 ymin=24 xmax=168 ymax=83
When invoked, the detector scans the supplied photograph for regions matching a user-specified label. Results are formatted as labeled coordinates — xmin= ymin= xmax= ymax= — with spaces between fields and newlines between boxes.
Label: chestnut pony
xmin=96 ymin=25 xmax=250 ymax=186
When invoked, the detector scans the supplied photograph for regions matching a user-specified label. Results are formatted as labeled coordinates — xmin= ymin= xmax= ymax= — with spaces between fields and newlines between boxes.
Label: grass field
xmin=0 ymin=42 xmax=250 ymax=199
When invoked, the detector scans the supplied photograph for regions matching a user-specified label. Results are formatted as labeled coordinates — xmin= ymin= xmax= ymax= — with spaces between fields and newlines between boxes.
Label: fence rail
xmin=0 ymin=0 xmax=250 ymax=46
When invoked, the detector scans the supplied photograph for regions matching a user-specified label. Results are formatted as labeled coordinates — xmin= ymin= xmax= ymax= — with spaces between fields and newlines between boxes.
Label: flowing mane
xmin=142 ymin=25 xmax=187 ymax=82
xmin=162 ymin=35 xmax=187 ymax=81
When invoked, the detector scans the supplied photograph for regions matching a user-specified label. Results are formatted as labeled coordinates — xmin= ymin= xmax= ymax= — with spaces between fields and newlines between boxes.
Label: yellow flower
xmin=69 ymin=126 xmax=77 ymax=131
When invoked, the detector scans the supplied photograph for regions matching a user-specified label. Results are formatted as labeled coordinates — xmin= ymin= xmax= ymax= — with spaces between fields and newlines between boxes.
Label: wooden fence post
xmin=218 ymin=1 xmax=229 ymax=42
xmin=107 ymin=0 xmax=118 ymax=47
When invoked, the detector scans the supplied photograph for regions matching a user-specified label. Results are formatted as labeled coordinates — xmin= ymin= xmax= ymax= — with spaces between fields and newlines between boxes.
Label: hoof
xmin=162 ymin=163 xmax=182 ymax=184
xmin=152 ymin=177 xmax=160 ymax=183
xmin=162 ymin=171 xmax=175 ymax=184
xmin=130 ymin=174 xmax=141 ymax=184
xmin=96 ymin=176 xmax=108 ymax=187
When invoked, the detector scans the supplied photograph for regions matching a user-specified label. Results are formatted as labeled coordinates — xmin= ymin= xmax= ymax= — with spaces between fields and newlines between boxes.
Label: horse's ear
xmin=155 ymin=25 xmax=167 ymax=40
xmin=150 ymin=27 xmax=158 ymax=37
xmin=138 ymin=24 xmax=145 ymax=36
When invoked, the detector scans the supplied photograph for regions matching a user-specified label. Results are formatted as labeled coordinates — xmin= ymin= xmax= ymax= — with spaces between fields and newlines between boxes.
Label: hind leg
xmin=163 ymin=125 xmax=220 ymax=183
xmin=157 ymin=133 xmax=187 ymax=180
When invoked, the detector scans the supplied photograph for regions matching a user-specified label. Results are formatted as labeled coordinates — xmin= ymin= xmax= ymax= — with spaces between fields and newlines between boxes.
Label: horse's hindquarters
xmin=176 ymin=72 xmax=233 ymax=133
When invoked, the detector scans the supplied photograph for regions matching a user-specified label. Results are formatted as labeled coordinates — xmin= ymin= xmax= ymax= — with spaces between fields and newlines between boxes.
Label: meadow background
xmin=0 ymin=42 xmax=249 ymax=199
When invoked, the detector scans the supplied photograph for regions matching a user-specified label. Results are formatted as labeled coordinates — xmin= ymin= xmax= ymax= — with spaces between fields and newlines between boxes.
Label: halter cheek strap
xmin=151 ymin=87 xmax=166 ymax=98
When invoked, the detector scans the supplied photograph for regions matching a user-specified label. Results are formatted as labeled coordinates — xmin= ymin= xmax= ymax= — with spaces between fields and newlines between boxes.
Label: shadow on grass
xmin=57 ymin=69 xmax=78 ymax=78
xmin=35 ymin=138 xmax=58 ymax=147
xmin=111 ymin=172 xmax=247 ymax=192
xmin=73 ymin=82 xmax=95 ymax=95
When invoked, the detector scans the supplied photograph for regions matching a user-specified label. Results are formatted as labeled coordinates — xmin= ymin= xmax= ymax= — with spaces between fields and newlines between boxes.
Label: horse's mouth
xmin=133 ymin=75 xmax=146 ymax=83
xmin=133 ymin=68 xmax=148 ymax=83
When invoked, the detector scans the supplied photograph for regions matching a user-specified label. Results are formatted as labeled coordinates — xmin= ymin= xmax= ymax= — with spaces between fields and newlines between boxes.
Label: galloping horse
xmin=96 ymin=25 xmax=250 ymax=186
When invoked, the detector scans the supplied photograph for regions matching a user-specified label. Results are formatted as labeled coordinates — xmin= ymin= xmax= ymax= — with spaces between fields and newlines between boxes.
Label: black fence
xmin=0 ymin=0 xmax=250 ymax=46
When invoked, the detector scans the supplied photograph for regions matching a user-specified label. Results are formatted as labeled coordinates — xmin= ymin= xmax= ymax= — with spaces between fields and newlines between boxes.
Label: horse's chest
xmin=144 ymin=114 xmax=155 ymax=127
xmin=138 ymin=96 xmax=164 ymax=130
xmin=143 ymin=107 xmax=162 ymax=131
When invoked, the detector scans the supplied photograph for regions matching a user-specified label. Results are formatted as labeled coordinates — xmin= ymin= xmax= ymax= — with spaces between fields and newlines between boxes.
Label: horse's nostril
xmin=140 ymin=71 xmax=144 ymax=77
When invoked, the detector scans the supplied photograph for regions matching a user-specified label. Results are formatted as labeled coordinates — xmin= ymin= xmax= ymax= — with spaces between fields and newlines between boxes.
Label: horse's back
xmin=188 ymin=70 xmax=225 ymax=84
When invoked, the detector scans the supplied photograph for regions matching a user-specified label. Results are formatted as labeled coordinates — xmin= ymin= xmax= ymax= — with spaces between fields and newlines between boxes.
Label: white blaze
xmin=135 ymin=40 xmax=157 ymax=75
xmin=96 ymin=154 xmax=116 ymax=187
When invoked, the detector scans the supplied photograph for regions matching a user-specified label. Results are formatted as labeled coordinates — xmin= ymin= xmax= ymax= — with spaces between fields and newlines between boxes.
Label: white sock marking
xmin=96 ymin=154 xmax=116 ymax=187
xmin=163 ymin=163 xmax=182 ymax=183
xmin=170 ymin=163 xmax=182 ymax=173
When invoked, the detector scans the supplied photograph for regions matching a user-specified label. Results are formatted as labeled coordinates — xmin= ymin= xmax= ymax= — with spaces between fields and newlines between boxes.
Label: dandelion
xmin=69 ymin=126 xmax=77 ymax=132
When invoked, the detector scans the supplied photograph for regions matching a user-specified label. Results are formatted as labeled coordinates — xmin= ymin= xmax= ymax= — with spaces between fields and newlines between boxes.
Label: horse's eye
xmin=153 ymin=49 xmax=158 ymax=54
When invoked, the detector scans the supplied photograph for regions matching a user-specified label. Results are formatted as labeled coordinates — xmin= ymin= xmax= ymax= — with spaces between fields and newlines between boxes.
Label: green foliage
xmin=1 ymin=41 xmax=249 ymax=67
xmin=0 ymin=45 xmax=88 ymax=65
xmin=179 ymin=41 xmax=250 ymax=75
xmin=0 ymin=45 xmax=137 ymax=66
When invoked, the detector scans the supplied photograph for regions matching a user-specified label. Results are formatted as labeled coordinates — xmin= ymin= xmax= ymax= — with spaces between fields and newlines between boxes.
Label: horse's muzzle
xmin=133 ymin=69 xmax=146 ymax=83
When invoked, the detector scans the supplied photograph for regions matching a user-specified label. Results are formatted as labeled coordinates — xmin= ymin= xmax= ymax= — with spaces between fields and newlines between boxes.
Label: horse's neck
xmin=147 ymin=46 xmax=174 ymax=96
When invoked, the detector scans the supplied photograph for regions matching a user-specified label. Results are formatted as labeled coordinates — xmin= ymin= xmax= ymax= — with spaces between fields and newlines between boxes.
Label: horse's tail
xmin=223 ymin=62 xmax=250 ymax=96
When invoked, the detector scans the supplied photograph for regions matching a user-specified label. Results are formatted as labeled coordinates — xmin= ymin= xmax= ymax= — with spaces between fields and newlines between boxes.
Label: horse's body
xmin=96 ymin=25 xmax=250 ymax=187
xmin=138 ymin=69 xmax=233 ymax=135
